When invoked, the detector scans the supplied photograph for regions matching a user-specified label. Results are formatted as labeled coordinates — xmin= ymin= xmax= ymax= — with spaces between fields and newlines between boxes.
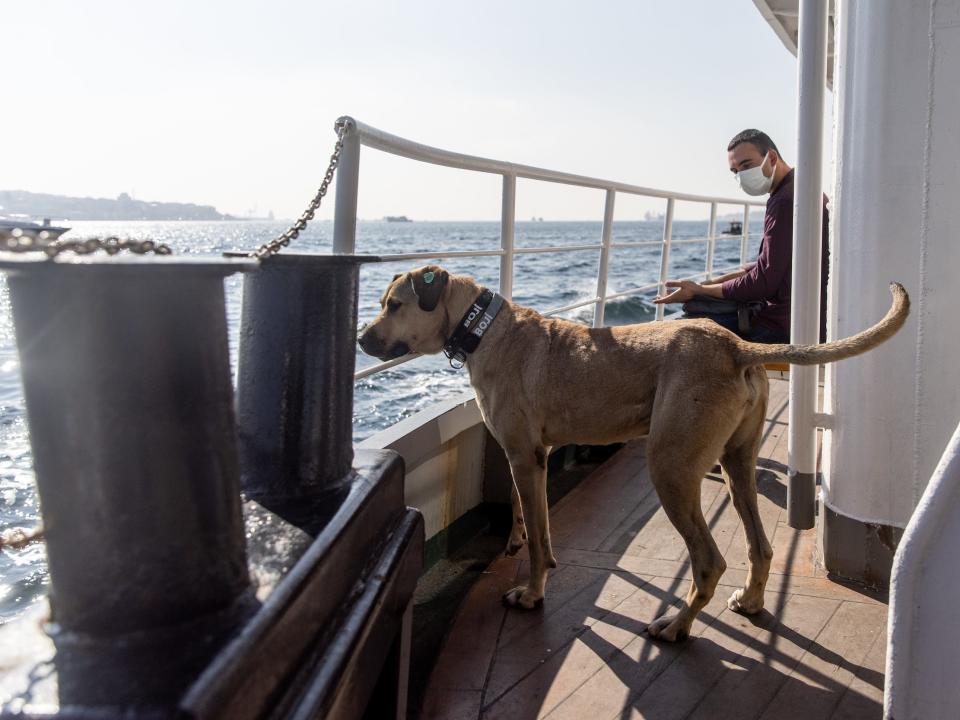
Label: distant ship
xmin=721 ymin=219 xmax=743 ymax=235
xmin=384 ymin=215 xmax=412 ymax=222
xmin=0 ymin=217 xmax=71 ymax=243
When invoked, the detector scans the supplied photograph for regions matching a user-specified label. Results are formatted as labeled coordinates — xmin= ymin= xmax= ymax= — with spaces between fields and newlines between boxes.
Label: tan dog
xmin=358 ymin=266 xmax=909 ymax=641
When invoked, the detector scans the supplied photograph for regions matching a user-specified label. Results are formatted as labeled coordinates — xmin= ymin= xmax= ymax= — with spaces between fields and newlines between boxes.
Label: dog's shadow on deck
xmin=459 ymin=558 xmax=885 ymax=720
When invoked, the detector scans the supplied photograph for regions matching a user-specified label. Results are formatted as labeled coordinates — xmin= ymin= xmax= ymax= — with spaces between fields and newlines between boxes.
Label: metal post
xmin=1 ymin=257 xmax=254 ymax=637
xmin=333 ymin=118 xmax=361 ymax=254
xmin=655 ymin=197 xmax=675 ymax=321
xmin=705 ymin=202 xmax=717 ymax=279
xmin=787 ymin=0 xmax=829 ymax=530
xmin=235 ymin=254 xmax=373 ymax=500
xmin=740 ymin=204 xmax=751 ymax=267
xmin=593 ymin=189 xmax=616 ymax=327
xmin=499 ymin=174 xmax=516 ymax=299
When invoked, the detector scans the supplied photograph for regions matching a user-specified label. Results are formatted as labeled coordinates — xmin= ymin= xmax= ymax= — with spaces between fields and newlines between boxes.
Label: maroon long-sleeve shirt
xmin=721 ymin=169 xmax=830 ymax=341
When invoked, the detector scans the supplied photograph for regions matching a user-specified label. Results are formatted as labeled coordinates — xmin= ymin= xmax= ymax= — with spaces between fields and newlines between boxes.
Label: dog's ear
xmin=412 ymin=265 xmax=448 ymax=312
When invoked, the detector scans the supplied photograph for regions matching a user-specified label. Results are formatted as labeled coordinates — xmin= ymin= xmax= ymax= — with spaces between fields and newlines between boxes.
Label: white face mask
xmin=736 ymin=153 xmax=775 ymax=196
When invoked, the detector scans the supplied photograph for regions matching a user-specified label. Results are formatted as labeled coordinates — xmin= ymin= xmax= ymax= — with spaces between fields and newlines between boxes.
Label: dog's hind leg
xmin=645 ymin=461 xmax=727 ymax=642
xmin=720 ymin=386 xmax=773 ymax=615
xmin=505 ymin=482 xmax=527 ymax=557
xmin=502 ymin=446 xmax=555 ymax=609
xmin=645 ymin=403 xmax=732 ymax=642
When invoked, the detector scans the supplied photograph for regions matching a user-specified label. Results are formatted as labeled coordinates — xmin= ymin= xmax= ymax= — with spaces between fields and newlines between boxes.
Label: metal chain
xmin=0 ymin=233 xmax=172 ymax=258
xmin=250 ymin=118 xmax=349 ymax=258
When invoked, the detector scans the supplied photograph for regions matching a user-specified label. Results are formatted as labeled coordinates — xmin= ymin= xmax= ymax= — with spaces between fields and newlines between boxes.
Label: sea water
xmin=0 ymin=218 xmax=761 ymax=622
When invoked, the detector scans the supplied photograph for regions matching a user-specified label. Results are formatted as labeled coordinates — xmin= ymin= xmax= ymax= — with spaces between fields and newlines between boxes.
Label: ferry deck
xmin=419 ymin=377 xmax=887 ymax=720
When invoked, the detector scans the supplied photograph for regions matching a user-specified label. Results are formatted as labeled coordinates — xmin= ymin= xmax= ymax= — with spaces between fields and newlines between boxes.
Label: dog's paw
xmin=727 ymin=588 xmax=764 ymax=615
xmin=502 ymin=585 xmax=544 ymax=610
xmin=547 ymin=555 xmax=558 ymax=569
xmin=504 ymin=525 xmax=527 ymax=557
xmin=646 ymin=612 xmax=690 ymax=642
xmin=504 ymin=541 xmax=524 ymax=557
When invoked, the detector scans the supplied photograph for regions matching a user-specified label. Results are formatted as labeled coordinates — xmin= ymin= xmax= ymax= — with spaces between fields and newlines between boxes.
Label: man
xmin=653 ymin=128 xmax=829 ymax=343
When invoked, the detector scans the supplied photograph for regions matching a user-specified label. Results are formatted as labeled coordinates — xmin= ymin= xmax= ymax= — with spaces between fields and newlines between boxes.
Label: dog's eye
xmin=387 ymin=300 xmax=401 ymax=313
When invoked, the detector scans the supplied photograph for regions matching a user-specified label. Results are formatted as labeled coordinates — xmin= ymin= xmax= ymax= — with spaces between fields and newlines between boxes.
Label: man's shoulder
xmin=770 ymin=178 xmax=794 ymax=204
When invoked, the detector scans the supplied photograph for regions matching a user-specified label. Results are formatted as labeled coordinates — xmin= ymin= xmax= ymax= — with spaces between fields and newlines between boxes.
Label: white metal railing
xmin=332 ymin=117 xmax=764 ymax=380
xmin=885 ymin=419 xmax=960 ymax=718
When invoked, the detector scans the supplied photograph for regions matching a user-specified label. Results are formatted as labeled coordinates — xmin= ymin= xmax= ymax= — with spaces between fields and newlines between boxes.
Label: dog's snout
xmin=357 ymin=326 xmax=376 ymax=354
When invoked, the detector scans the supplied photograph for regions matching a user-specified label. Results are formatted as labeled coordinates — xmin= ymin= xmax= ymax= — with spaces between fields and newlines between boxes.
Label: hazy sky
xmin=6 ymin=1 xmax=831 ymax=221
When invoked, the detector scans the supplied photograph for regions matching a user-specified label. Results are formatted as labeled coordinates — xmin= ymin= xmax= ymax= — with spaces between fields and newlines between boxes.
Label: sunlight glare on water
xmin=0 ymin=218 xmax=760 ymax=623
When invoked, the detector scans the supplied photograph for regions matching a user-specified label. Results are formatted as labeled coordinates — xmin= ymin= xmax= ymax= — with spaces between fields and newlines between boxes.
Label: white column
xmin=825 ymin=0 xmax=959 ymax=529
xmin=786 ymin=0 xmax=828 ymax=530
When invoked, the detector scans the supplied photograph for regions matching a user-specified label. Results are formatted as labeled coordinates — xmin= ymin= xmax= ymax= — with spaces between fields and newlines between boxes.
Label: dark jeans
xmin=684 ymin=311 xmax=790 ymax=344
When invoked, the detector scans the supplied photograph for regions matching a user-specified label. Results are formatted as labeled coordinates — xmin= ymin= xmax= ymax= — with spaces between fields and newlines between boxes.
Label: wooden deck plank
xmin=483 ymin=574 xmax=718 ymax=720
xmin=542 ymin=580 xmax=759 ymax=720
xmin=549 ymin=441 xmax=649 ymax=551
xmin=423 ymin=556 xmax=520 ymax=693
xmin=757 ymin=601 xmax=886 ymax=720
xmin=485 ymin=569 xmax=647 ymax=707
xmin=481 ymin=574 xmax=673 ymax=719
xmin=684 ymin=593 xmax=842 ymax=720
xmin=420 ymin=689 xmax=483 ymax=720
xmin=617 ymin=477 xmax=726 ymax=562
xmin=769 ymin=518 xmax=817 ymax=577
xmin=553 ymin=547 xmax=885 ymax=606
xmin=615 ymin=606 xmax=776 ymax=720
xmin=829 ymin=623 xmax=886 ymax=719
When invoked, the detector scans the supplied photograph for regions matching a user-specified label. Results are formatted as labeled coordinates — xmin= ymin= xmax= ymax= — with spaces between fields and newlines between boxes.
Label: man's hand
xmin=653 ymin=279 xmax=702 ymax=304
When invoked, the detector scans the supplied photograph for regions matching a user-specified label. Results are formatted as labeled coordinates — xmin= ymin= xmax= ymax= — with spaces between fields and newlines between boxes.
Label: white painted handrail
xmin=332 ymin=116 xmax=763 ymax=381
xmin=885 ymin=420 xmax=960 ymax=719
xmin=345 ymin=117 xmax=762 ymax=206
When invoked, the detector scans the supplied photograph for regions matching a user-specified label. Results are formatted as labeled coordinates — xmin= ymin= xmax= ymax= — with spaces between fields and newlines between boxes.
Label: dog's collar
xmin=443 ymin=289 xmax=505 ymax=369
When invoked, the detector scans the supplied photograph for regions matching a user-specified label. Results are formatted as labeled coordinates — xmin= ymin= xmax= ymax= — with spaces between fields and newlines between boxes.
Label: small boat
xmin=0 ymin=217 xmax=71 ymax=243
xmin=721 ymin=219 xmax=743 ymax=235
xmin=384 ymin=215 xmax=412 ymax=222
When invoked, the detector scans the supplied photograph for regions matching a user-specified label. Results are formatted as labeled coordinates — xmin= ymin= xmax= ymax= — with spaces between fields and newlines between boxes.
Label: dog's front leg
xmin=502 ymin=448 xmax=555 ymax=609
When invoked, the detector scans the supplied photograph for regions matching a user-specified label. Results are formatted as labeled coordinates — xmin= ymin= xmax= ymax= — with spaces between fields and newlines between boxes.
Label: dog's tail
xmin=735 ymin=283 xmax=910 ymax=368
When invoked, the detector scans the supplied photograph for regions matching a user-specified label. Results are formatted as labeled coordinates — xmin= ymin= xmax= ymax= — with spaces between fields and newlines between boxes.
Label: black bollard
xmin=234 ymin=253 xmax=376 ymax=499
xmin=1 ymin=255 xmax=255 ymax=638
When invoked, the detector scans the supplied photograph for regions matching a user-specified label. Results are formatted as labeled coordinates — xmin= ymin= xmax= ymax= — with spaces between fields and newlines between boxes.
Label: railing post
xmin=333 ymin=118 xmax=361 ymax=254
xmin=499 ymin=174 xmax=516 ymax=299
xmin=740 ymin=204 xmax=751 ymax=267
xmin=787 ymin=0 xmax=829 ymax=530
xmin=593 ymin=189 xmax=616 ymax=327
xmin=655 ymin=197 xmax=675 ymax=321
xmin=705 ymin=202 xmax=718 ymax=279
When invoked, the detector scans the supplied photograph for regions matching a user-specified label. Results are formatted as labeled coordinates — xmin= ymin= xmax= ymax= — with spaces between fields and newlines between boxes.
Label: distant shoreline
xmin=0 ymin=190 xmax=237 ymax=222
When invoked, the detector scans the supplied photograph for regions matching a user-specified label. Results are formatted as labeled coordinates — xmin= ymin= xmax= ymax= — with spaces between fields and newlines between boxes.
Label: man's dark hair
xmin=727 ymin=129 xmax=783 ymax=160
